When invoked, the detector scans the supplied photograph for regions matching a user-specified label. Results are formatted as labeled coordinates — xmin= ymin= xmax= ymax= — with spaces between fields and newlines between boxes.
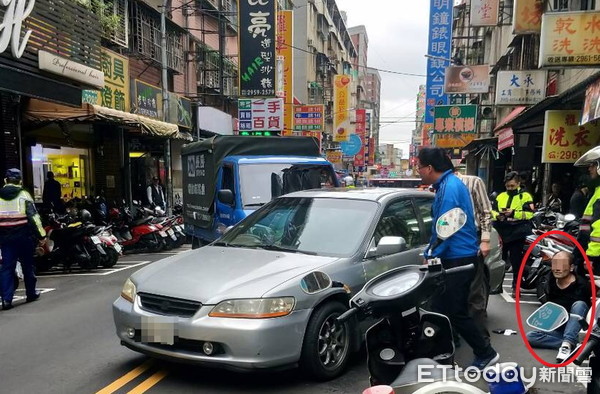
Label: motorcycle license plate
xmin=167 ymin=229 xmax=175 ymax=236
xmin=175 ymin=225 xmax=183 ymax=232
xmin=113 ymin=243 xmax=122 ymax=253
xmin=91 ymin=236 xmax=102 ymax=245
xmin=159 ymin=231 xmax=168 ymax=238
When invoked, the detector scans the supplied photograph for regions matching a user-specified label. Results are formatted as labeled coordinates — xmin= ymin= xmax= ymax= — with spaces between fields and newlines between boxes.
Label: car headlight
xmin=121 ymin=278 xmax=137 ymax=303
xmin=208 ymin=297 xmax=295 ymax=318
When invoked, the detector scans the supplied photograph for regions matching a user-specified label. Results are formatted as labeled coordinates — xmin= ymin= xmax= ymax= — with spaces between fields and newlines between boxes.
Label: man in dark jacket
xmin=42 ymin=171 xmax=62 ymax=212
xmin=526 ymin=251 xmax=590 ymax=362
xmin=0 ymin=169 xmax=46 ymax=310
xmin=146 ymin=176 xmax=166 ymax=211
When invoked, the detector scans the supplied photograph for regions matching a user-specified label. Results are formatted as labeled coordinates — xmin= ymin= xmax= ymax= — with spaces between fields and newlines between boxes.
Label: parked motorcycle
xmin=109 ymin=201 xmax=164 ymax=254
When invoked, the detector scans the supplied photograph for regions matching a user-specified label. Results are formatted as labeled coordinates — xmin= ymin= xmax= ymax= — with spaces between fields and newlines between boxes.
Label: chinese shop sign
xmin=326 ymin=150 xmax=342 ymax=164
xmin=238 ymin=98 xmax=283 ymax=132
xmin=354 ymin=109 xmax=366 ymax=167
xmin=82 ymin=49 xmax=129 ymax=111
xmin=238 ymin=0 xmax=277 ymax=97
xmin=0 ymin=0 xmax=35 ymax=58
xmin=168 ymin=93 xmax=193 ymax=129
xmin=425 ymin=0 xmax=452 ymax=123
xmin=134 ymin=80 xmax=162 ymax=119
xmin=495 ymin=70 xmax=547 ymax=105
xmin=444 ymin=65 xmax=490 ymax=94
xmin=433 ymin=105 xmax=478 ymax=149
xmin=540 ymin=11 xmax=600 ymax=67
xmin=581 ymin=78 xmax=600 ymax=125
xmin=543 ymin=110 xmax=600 ymax=163
xmin=333 ymin=75 xmax=352 ymax=142
xmin=275 ymin=10 xmax=293 ymax=133
xmin=293 ymin=105 xmax=324 ymax=132
xmin=513 ymin=0 xmax=543 ymax=34
xmin=470 ymin=0 xmax=499 ymax=27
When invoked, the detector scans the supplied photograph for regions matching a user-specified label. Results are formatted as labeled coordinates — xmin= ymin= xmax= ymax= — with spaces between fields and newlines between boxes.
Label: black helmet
xmin=80 ymin=209 xmax=92 ymax=223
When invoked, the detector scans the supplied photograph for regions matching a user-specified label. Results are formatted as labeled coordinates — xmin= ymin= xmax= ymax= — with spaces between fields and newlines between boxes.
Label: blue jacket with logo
xmin=426 ymin=170 xmax=479 ymax=259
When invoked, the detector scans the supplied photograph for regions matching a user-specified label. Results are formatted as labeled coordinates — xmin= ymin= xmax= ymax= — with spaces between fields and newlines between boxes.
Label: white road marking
xmin=13 ymin=288 xmax=55 ymax=301
xmin=38 ymin=261 xmax=152 ymax=278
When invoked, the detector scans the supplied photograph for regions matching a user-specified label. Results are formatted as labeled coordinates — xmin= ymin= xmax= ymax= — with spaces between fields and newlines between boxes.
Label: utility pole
xmin=161 ymin=0 xmax=173 ymax=214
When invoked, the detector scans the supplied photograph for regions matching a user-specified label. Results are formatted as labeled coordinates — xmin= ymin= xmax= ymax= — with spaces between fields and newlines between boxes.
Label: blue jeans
xmin=0 ymin=237 xmax=37 ymax=303
xmin=526 ymin=301 xmax=589 ymax=348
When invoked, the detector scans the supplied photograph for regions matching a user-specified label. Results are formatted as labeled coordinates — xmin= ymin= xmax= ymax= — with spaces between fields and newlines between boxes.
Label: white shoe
xmin=556 ymin=344 xmax=572 ymax=362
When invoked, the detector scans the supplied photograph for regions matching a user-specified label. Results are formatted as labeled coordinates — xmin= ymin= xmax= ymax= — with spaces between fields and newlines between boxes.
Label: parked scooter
xmin=109 ymin=201 xmax=164 ymax=254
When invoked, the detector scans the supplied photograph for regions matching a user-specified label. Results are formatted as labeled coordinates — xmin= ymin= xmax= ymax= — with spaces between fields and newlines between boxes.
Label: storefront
xmin=0 ymin=1 xmax=103 ymax=178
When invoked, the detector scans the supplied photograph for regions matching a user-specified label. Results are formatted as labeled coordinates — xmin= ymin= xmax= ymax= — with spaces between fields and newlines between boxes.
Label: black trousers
xmin=433 ymin=256 xmax=494 ymax=358
xmin=502 ymin=238 xmax=525 ymax=290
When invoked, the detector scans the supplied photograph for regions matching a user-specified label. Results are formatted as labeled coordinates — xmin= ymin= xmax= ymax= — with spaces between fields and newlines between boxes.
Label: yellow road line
xmin=95 ymin=360 xmax=155 ymax=394
xmin=126 ymin=370 xmax=169 ymax=394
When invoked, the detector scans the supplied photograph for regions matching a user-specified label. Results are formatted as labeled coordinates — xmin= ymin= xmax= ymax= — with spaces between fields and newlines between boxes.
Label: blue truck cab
xmin=181 ymin=136 xmax=338 ymax=246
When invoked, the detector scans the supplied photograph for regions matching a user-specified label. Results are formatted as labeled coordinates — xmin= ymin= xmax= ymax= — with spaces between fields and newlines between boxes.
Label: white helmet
xmin=575 ymin=146 xmax=600 ymax=175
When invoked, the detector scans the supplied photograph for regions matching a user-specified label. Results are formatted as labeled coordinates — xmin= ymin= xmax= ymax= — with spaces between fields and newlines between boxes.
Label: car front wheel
xmin=300 ymin=301 xmax=351 ymax=381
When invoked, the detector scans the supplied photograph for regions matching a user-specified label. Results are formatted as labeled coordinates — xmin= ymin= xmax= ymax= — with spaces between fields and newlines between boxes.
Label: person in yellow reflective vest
xmin=574 ymin=146 xmax=600 ymax=273
xmin=0 ymin=168 xmax=46 ymax=310
xmin=492 ymin=171 xmax=535 ymax=297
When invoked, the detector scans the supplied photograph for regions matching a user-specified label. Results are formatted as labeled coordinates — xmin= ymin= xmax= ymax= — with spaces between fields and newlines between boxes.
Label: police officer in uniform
xmin=574 ymin=146 xmax=600 ymax=274
xmin=492 ymin=171 xmax=535 ymax=297
xmin=0 ymin=169 xmax=46 ymax=310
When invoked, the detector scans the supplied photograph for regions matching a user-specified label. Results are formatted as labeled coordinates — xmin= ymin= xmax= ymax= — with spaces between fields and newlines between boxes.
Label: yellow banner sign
xmin=326 ymin=150 xmax=343 ymax=164
xmin=513 ymin=0 xmax=543 ymax=34
xmin=540 ymin=11 xmax=600 ymax=67
xmin=333 ymin=75 xmax=352 ymax=142
xmin=543 ymin=110 xmax=600 ymax=163
xmin=434 ymin=133 xmax=477 ymax=149
xmin=82 ymin=48 xmax=130 ymax=112
xmin=276 ymin=10 xmax=293 ymax=135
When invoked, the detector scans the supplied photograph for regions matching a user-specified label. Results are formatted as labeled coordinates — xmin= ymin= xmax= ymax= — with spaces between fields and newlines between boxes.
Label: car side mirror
xmin=217 ymin=189 xmax=234 ymax=205
xmin=366 ymin=236 xmax=407 ymax=258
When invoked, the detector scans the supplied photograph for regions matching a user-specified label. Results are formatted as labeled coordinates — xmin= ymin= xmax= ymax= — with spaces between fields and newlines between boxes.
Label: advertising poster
xmin=444 ymin=65 xmax=490 ymax=94
xmin=333 ymin=74 xmax=352 ymax=142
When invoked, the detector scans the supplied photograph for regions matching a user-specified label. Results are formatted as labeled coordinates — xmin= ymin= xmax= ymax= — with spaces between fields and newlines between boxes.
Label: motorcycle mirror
xmin=526 ymin=302 xmax=569 ymax=332
xmin=300 ymin=271 xmax=332 ymax=294
xmin=435 ymin=208 xmax=466 ymax=240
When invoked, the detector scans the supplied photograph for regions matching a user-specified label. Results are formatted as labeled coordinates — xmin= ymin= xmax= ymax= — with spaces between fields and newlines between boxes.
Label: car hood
xmin=132 ymin=246 xmax=339 ymax=304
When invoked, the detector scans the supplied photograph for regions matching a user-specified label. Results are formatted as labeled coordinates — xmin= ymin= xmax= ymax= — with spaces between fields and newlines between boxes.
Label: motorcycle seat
xmin=131 ymin=217 xmax=152 ymax=227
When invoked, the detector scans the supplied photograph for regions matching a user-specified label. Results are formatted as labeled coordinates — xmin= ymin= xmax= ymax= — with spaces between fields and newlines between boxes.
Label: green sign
xmin=239 ymin=131 xmax=280 ymax=136
xmin=433 ymin=105 xmax=478 ymax=134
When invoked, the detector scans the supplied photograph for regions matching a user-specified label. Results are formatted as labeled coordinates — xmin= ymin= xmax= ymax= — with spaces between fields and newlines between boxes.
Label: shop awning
xmin=493 ymin=106 xmax=527 ymax=150
xmin=460 ymin=137 xmax=499 ymax=163
xmin=24 ymin=99 xmax=192 ymax=141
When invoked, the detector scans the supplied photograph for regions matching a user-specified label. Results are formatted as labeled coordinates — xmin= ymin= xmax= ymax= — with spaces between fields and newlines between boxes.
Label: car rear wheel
xmin=300 ymin=301 xmax=351 ymax=381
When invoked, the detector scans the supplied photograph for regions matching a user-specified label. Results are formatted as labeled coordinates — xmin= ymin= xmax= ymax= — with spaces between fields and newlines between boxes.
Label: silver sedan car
xmin=113 ymin=188 xmax=504 ymax=380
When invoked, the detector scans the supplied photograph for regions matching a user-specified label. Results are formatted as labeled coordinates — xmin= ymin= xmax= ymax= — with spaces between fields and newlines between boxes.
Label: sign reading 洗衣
xmin=82 ymin=49 xmax=130 ymax=111
xmin=543 ymin=110 xmax=600 ymax=163
xmin=238 ymin=98 xmax=283 ymax=132
xmin=433 ymin=105 xmax=478 ymax=148
xmin=39 ymin=50 xmax=104 ymax=89
xmin=425 ymin=0 xmax=452 ymax=124
xmin=540 ymin=11 xmax=600 ymax=67
xmin=238 ymin=0 xmax=277 ymax=97
xmin=495 ymin=70 xmax=547 ymax=105
xmin=0 ymin=0 xmax=35 ymax=58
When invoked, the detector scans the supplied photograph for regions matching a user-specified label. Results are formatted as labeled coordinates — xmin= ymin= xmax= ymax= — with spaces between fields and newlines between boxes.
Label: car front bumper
xmin=113 ymin=296 xmax=311 ymax=371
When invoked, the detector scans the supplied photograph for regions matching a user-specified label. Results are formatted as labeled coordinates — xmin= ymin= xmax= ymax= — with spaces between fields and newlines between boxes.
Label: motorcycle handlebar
xmin=574 ymin=337 xmax=599 ymax=366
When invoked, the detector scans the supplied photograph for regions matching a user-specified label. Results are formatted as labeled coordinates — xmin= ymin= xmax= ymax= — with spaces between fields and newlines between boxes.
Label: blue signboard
xmin=341 ymin=134 xmax=363 ymax=156
xmin=425 ymin=0 xmax=453 ymax=124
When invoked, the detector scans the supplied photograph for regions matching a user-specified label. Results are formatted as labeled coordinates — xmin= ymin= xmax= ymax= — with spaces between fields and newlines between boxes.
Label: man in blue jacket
xmin=418 ymin=148 xmax=499 ymax=370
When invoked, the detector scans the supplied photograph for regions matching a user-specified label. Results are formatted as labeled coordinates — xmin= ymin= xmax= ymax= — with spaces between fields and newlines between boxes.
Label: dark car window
xmin=414 ymin=197 xmax=433 ymax=242
xmin=373 ymin=199 xmax=421 ymax=248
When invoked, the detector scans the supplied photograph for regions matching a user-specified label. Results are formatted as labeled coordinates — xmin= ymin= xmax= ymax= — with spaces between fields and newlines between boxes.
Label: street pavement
xmin=0 ymin=248 xmax=590 ymax=393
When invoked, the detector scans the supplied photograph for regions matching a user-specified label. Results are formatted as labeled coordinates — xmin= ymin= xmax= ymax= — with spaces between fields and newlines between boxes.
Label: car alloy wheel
xmin=300 ymin=302 xmax=351 ymax=380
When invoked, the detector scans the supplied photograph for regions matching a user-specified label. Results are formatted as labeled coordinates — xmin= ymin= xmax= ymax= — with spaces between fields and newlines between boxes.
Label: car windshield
xmin=239 ymin=163 xmax=335 ymax=207
xmin=218 ymin=197 xmax=378 ymax=257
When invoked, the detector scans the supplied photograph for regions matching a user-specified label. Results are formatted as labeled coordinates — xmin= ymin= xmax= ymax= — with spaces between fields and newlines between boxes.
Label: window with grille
xmin=553 ymin=0 xmax=595 ymax=10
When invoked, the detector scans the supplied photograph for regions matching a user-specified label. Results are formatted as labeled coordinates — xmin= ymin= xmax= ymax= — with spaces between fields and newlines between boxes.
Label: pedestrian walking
xmin=0 ymin=168 xmax=46 ymax=310
xmin=455 ymin=171 xmax=492 ymax=343
xmin=42 ymin=171 xmax=62 ymax=212
xmin=492 ymin=171 xmax=535 ymax=297
xmin=146 ymin=176 xmax=166 ymax=211
xmin=418 ymin=148 xmax=499 ymax=370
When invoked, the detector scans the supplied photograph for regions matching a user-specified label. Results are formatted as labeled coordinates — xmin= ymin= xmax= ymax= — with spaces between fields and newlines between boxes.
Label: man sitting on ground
xmin=526 ymin=251 xmax=590 ymax=362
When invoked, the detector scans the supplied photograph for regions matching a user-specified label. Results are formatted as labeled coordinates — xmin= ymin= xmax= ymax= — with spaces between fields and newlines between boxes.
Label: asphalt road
xmin=0 ymin=247 xmax=589 ymax=393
